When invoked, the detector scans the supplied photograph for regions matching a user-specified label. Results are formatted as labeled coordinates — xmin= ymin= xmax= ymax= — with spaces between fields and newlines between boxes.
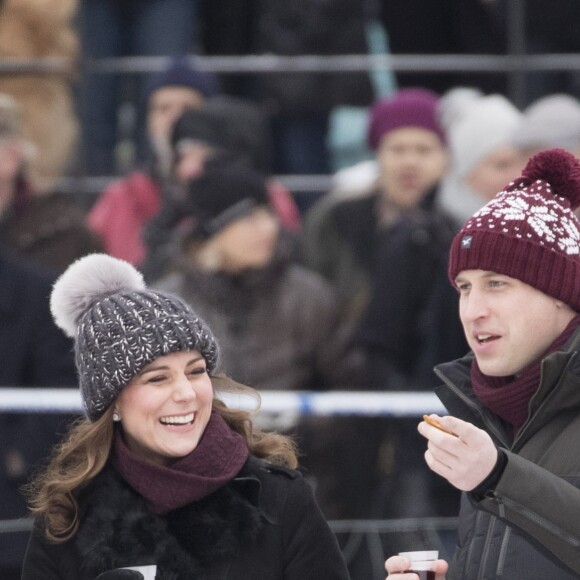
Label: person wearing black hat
xmin=152 ymin=157 xmax=364 ymax=521
xmin=21 ymin=253 xmax=351 ymax=580
xmin=87 ymin=57 xmax=220 ymax=268
xmin=155 ymin=156 xmax=345 ymax=393
xmin=139 ymin=103 xmax=304 ymax=282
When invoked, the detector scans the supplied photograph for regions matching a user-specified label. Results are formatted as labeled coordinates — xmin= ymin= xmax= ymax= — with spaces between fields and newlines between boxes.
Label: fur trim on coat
xmin=75 ymin=466 xmax=263 ymax=579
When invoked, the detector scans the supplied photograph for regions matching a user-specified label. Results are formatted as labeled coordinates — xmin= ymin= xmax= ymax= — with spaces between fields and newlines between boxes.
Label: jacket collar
xmin=434 ymin=326 xmax=580 ymax=448
xmin=75 ymin=458 xmax=266 ymax=579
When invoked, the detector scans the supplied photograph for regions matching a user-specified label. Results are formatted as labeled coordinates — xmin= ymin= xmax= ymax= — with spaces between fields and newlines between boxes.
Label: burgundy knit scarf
xmin=472 ymin=315 xmax=580 ymax=433
xmin=112 ymin=410 xmax=249 ymax=514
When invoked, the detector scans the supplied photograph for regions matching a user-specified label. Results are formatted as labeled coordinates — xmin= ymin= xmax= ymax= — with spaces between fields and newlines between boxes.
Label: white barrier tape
xmin=0 ymin=388 xmax=446 ymax=417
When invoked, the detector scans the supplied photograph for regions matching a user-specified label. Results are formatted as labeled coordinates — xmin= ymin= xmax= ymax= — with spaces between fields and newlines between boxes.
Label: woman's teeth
xmin=160 ymin=412 xmax=194 ymax=425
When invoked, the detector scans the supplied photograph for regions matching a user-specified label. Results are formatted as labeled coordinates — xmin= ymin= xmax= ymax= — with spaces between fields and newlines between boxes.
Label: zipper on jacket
xmin=464 ymin=509 xmax=482 ymax=574
xmin=433 ymin=368 xmax=507 ymax=445
xmin=496 ymin=525 xmax=511 ymax=576
xmin=476 ymin=515 xmax=498 ymax=580
xmin=497 ymin=495 xmax=580 ymax=548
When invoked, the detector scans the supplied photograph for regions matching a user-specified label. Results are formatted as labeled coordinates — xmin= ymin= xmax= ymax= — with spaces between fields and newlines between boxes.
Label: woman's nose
xmin=172 ymin=375 xmax=196 ymax=401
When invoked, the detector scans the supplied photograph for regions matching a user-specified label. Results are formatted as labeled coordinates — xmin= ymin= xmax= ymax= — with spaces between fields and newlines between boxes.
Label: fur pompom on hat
xmin=448 ymin=148 xmax=580 ymax=310
xmin=51 ymin=254 xmax=219 ymax=420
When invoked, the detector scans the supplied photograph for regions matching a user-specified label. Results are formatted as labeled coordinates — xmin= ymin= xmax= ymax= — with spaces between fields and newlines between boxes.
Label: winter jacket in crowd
xmin=22 ymin=456 xmax=351 ymax=580
xmin=302 ymin=192 xmax=377 ymax=326
xmin=0 ymin=186 xmax=102 ymax=275
xmin=302 ymin=188 xmax=457 ymax=357
xmin=156 ymin=244 xmax=347 ymax=390
xmin=87 ymin=169 xmax=161 ymax=266
xmin=354 ymin=207 xmax=468 ymax=390
xmin=435 ymin=325 xmax=580 ymax=579
xmin=0 ymin=254 xmax=76 ymax=572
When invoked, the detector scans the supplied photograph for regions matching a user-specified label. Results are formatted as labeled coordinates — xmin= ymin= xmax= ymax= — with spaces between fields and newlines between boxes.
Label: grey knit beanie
xmin=50 ymin=254 xmax=219 ymax=421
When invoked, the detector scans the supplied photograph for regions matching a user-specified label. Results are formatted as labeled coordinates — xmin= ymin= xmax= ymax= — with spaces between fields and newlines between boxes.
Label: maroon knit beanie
xmin=367 ymin=88 xmax=446 ymax=150
xmin=448 ymin=148 xmax=580 ymax=311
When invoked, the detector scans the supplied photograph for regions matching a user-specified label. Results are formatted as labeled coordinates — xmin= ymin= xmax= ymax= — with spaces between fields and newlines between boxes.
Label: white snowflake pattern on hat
xmin=472 ymin=187 xmax=580 ymax=255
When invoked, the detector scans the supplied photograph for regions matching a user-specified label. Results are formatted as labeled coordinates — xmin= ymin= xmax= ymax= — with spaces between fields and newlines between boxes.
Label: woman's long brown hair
xmin=25 ymin=374 xmax=298 ymax=543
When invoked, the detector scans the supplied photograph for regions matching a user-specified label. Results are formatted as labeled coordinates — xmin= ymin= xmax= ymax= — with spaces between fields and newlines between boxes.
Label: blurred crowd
xmin=2 ymin=0 xmax=580 ymax=579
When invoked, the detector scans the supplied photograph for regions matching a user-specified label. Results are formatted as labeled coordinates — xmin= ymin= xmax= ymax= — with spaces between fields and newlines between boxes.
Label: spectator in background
xmin=512 ymin=93 xmax=580 ymax=159
xmin=141 ymin=104 xmax=300 ymax=281
xmin=0 ymin=0 xmax=78 ymax=194
xmin=301 ymin=91 xmax=462 ymax=564
xmin=169 ymin=102 xmax=300 ymax=228
xmin=379 ymin=0 xmax=507 ymax=96
xmin=253 ymin=0 xmax=374 ymax=212
xmin=345 ymin=89 xmax=466 ymax=546
xmin=153 ymin=156 xmax=360 ymax=522
xmin=523 ymin=0 xmax=580 ymax=103
xmin=154 ymin=156 xmax=345 ymax=391
xmin=302 ymin=88 xmax=450 ymax=340
xmin=201 ymin=0 xmax=375 ymax=213
xmin=438 ymin=88 xmax=525 ymax=223
xmin=0 ymin=93 xmax=101 ymax=274
xmin=78 ymin=1 xmax=200 ymax=175
xmin=87 ymin=57 xmax=219 ymax=267
xmin=0 ymin=252 xmax=76 ymax=580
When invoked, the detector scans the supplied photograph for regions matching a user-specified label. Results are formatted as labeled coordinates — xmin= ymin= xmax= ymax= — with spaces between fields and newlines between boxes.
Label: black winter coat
xmin=0 ymin=254 xmax=76 ymax=570
xmin=22 ymin=457 xmax=351 ymax=580
xmin=354 ymin=207 xmax=467 ymax=390
xmin=435 ymin=327 xmax=580 ymax=579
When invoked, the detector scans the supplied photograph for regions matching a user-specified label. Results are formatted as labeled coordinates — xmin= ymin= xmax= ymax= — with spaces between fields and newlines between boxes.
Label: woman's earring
xmin=113 ymin=412 xmax=121 ymax=422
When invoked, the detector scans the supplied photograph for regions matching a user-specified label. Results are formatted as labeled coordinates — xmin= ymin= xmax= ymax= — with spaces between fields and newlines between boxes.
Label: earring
xmin=113 ymin=412 xmax=121 ymax=422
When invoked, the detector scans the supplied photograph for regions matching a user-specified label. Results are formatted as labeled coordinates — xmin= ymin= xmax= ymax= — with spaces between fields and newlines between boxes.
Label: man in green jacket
xmin=386 ymin=147 xmax=580 ymax=579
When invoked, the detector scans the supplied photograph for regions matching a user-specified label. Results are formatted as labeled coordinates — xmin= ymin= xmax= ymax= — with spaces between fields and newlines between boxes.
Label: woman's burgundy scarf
xmin=112 ymin=410 xmax=249 ymax=514
xmin=472 ymin=315 xmax=580 ymax=433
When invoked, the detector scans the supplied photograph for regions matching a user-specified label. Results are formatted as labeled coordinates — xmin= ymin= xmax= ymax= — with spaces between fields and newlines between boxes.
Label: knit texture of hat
xmin=448 ymin=148 xmax=580 ymax=310
xmin=367 ymin=88 xmax=446 ymax=150
xmin=50 ymin=254 xmax=219 ymax=421
xmin=186 ymin=157 xmax=269 ymax=239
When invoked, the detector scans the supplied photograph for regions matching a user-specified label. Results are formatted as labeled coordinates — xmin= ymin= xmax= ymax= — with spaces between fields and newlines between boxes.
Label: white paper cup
xmin=398 ymin=551 xmax=438 ymax=576
xmin=121 ymin=565 xmax=157 ymax=579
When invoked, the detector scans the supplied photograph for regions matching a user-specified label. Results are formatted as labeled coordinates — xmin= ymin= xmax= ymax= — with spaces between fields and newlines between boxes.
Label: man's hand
xmin=385 ymin=555 xmax=448 ymax=579
xmin=419 ymin=415 xmax=498 ymax=491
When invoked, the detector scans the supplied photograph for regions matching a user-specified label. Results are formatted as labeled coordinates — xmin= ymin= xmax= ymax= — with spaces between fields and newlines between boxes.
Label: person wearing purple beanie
xmin=385 ymin=148 xmax=580 ymax=579
xmin=303 ymin=87 xmax=453 ymax=339
xmin=301 ymin=88 xmax=466 ymax=533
